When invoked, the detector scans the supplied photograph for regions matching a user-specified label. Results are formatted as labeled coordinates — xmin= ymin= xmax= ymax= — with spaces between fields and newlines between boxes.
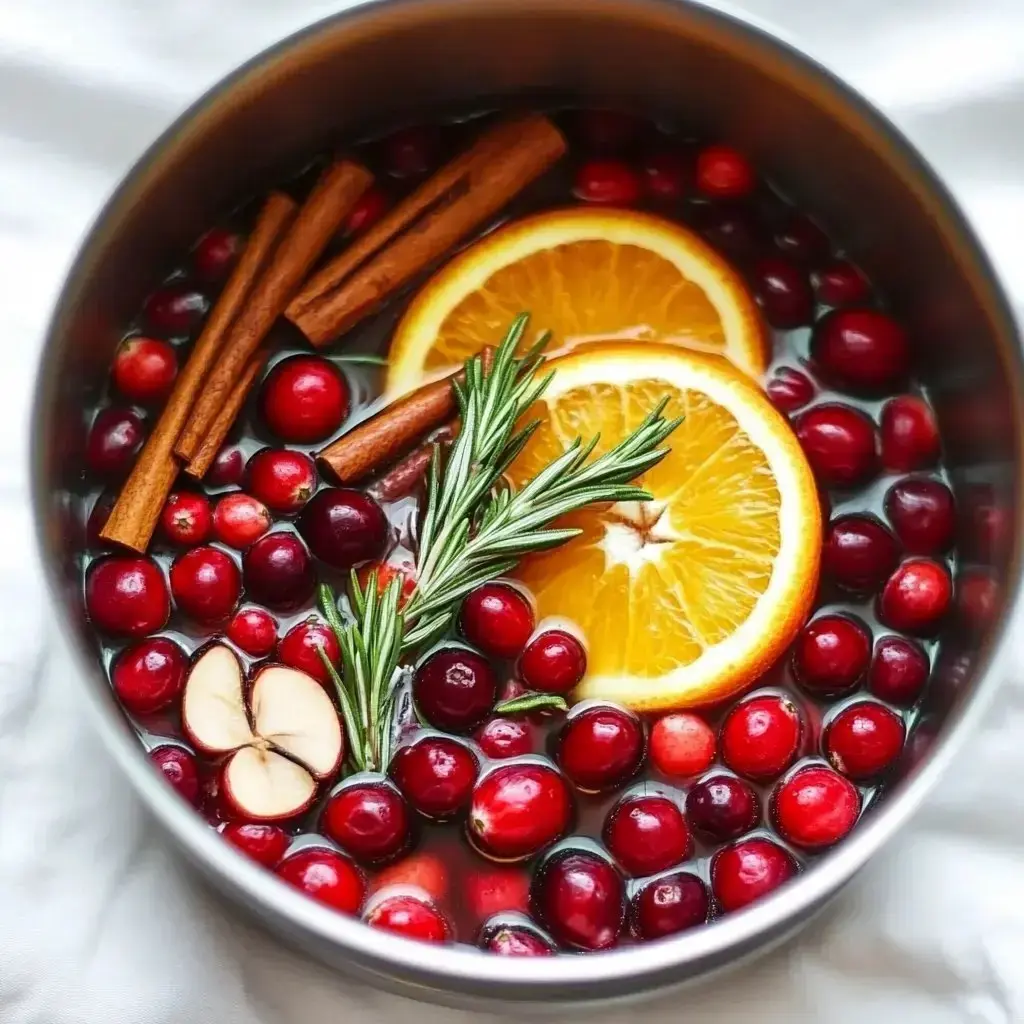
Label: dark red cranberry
xmin=207 ymin=445 xmax=245 ymax=488
xmin=795 ymin=404 xmax=879 ymax=488
xmin=149 ymin=745 xmax=200 ymax=806
xmin=143 ymin=283 xmax=207 ymax=335
xmin=869 ymin=635 xmax=929 ymax=706
xmin=631 ymin=872 xmax=709 ymax=939
xmin=685 ymin=773 xmax=760 ymax=841
xmin=226 ymin=606 xmax=278 ymax=657
xmin=277 ymin=617 xmax=341 ymax=685
xmin=880 ymin=396 xmax=940 ymax=471
xmin=641 ymin=150 xmax=689 ymax=201
xmin=414 ymin=648 xmax=497 ymax=733
xmin=245 ymin=448 xmax=316 ymax=514
xmin=322 ymin=783 xmax=411 ymax=865
xmin=811 ymin=309 xmax=910 ymax=395
xmin=772 ymin=765 xmax=861 ymax=849
xmin=86 ymin=556 xmax=170 ymax=637
xmin=649 ymin=711 xmax=716 ymax=777
xmin=956 ymin=567 xmax=999 ymax=637
xmin=87 ymin=491 xmax=116 ymax=546
xmin=557 ymin=705 xmax=644 ymax=791
xmin=720 ymin=694 xmax=802 ymax=781
xmin=459 ymin=583 xmax=535 ymax=659
xmin=382 ymin=124 xmax=441 ymax=178
xmin=365 ymin=893 xmax=450 ymax=942
xmin=603 ymin=794 xmax=691 ymax=876
xmin=814 ymin=260 xmax=870 ymax=307
xmin=345 ymin=185 xmax=391 ymax=236
xmin=767 ymin=367 xmax=815 ymax=414
xmin=242 ymin=532 xmax=316 ymax=611
xmin=159 ymin=491 xmax=213 ymax=547
xmin=275 ymin=848 xmax=365 ymax=915
xmin=575 ymin=109 xmax=643 ymax=152
xmin=212 ymin=492 xmax=272 ymax=549
xmin=169 ymin=546 xmax=241 ymax=623
xmin=532 ymin=850 xmax=625 ymax=951
xmin=878 ymin=558 xmax=952 ymax=634
xmin=467 ymin=762 xmax=572 ymax=861
xmin=694 ymin=145 xmax=755 ymax=198
xmin=111 ymin=637 xmax=188 ymax=715
xmin=391 ymin=737 xmax=478 ymax=820
xmin=220 ymin=822 xmax=289 ymax=867
xmin=86 ymin=407 xmax=145 ymax=480
xmin=482 ymin=925 xmax=556 ymax=956
xmin=884 ymin=478 xmax=955 ymax=554
xmin=519 ymin=630 xmax=587 ymax=693
xmin=774 ymin=213 xmax=829 ymax=264
xmin=573 ymin=159 xmax=642 ymax=205
xmin=791 ymin=615 xmax=872 ymax=696
xmin=193 ymin=227 xmax=241 ymax=282
xmin=692 ymin=202 xmax=764 ymax=264
xmin=752 ymin=257 xmax=814 ymax=328
xmin=475 ymin=715 xmax=534 ymax=759
xmin=826 ymin=701 xmax=905 ymax=780
xmin=823 ymin=514 xmax=901 ymax=594
xmin=260 ymin=355 xmax=349 ymax=444
xmin=711 ymin=837 xmax=797 ymax=912
xmin=112 ymin=337 xmax=177 ymax=404
xmin=297 ymin=488 xmax=388 ymax=570
xmin=466 ymin=866 xmax=531 ymax=922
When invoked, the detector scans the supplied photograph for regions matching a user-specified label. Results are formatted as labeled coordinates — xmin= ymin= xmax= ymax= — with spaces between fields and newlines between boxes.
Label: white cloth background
xmin=1 ymin=1 xmax=1023 ymax=1021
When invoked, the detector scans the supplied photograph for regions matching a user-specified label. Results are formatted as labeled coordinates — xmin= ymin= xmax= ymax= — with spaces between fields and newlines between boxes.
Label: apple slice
xmin=221 ymin=746 xmax=317 ymax=821
xmin=182 ymin=644 xmax=254 ymax=754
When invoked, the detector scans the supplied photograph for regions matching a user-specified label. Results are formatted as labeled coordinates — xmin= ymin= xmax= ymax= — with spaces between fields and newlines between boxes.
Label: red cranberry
xmin=297 ymin=488 xmax=388 ymax=570
xmin=459 ymin=583 xmax=534 ymax=659
xmin=752 ymin=257 xmax=813 ymax=328
xmin=86 ymin=556 xmax=169 ymax=637
xmin=143 ymin=283 xmax=207 ymax=335
xmin=641 ymin=150 xmax=689 ymax=201
xmin=483 ymin=926 xmax=556 ymax=956
xmin=869 ymin=635 xmax=929 ymax=706
xmin=519 ymin=630 xmax=586 ymax=693
xmin=795 ymin=404 xmax=879 ymax=488
xmin=467 ymin=762 xmax=572 ymax=861
xmin=767 ymin=367 xmax=815 ymax=414
xmin=170 ymin=546 xmax=241 ymax=623
xmin=692 ymin=202 xmax=764 ymax=264
xmin=212 ymin=492 xmax=272 ymax=549
xmin=575 ymin=109 xmax=643 ymax=152
xmin=573 ymin=159 xmax=642 ymax=206
xmin=826 ymin=701 xmax=905 ymax=780
xmin=160 ymin=491 xmax=212 ymax=547
xmin=791 ymin=615 xmax=872 ymax=696
xmin=956 ymin=567 xmax=1000 ymax=637
xmin=86 ymin=407 xmax=145 ymax=480
xmin=276 ymin=848 xmax=365 ymax=915
xmin=649 ymin=712 xmax=716 ymax=777
xmin=355 ymin=559 xmax=417 ymax=606
xmin=884 ymin=478 xmax=955 ymax=554
xmin=207 ymin=445 xmax=245 ymax=488
xmin=414 ymin=648 xmax=497 ymax=733
xmin=814 ymin=260 xmax=870 ymax=307
xmin=557 ymin=705 xmax=644 ymax=791
xmin=242 ymin=532 xmax=316 ymax=611
xmin=345 ymin=185 xmax=391 ymax=236
xmin=772 ymin=764 xmax=861 ymax=849
xmin=720 ymin=694 xmax=802 ymax=781
xmin=111 ymin=637 xmax=188 ymax=715
xmin=878 ymin=558 xmax=951 ymax=634
xmin=475 ymin=715 xmax=534 ymax=759
xmin=260 ymin=355 xmax=349 ymax=444
xmin=193 ymin=227 xmax=241 ymax=282
xmin=603 ymin=795 xmax=692 ymax=876
xmin=277 ymin=617 xmax=341 ymax=685
xmin=220 ymin=822 xmax=289 ymax=867
xmin=365 ymin=893 xmax=450 ymax=942
xmin=532 ymin=850 xmax=625 ymax=951
xmin=382 ymin=124 xmax=441 ymax=178
xmin=368 ymin=851 xmax=448 ymax=903
xmin=112 ymin=337 xmax=177 ymax=404
xmin=774 ymin=213 xmax=829 ymax=264
xmin=322 ymin=783 xmax=411 ymax=865
xmin=149 ymin=745 xmax=200 ymax=806
xmin=631 ymin=872 xmax=709 ymax=939
xmin=685 ymin=773 xmax=760 ymax=841
xmin=823 ymin=514 xmax=901 ymax=594
xmin=391 ymin=737 xmax=478 ymax=820
xmin=226 ymin=606 xmax=278 ymax=657
xmin=466 ymin=866 xmax=531 ymax=922
xmin=711 ymin=837 xmax=797 ymax=912
xmin=880 ymin=395 xmax=940 ymax=471
xmin=811 ymin=309 xmax=910 ymax=395
xmin=695 ymin=145 xmax=755 ymax=198
xmin=245 ymin=448 xmax=316 ymax=514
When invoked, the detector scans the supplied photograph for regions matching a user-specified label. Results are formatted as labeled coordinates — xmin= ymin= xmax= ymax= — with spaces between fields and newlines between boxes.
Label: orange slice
xmin=505 ymin=343 xmax=820 ymax=711
xmin=385 ymin=208 xmax=768 ymax=396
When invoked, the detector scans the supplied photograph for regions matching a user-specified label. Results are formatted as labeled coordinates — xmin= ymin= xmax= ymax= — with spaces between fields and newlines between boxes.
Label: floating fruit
xmin=631 ymin=872 xmax=709 ymax=939
xmin=276 ymin=848 xmax=364 ymax=915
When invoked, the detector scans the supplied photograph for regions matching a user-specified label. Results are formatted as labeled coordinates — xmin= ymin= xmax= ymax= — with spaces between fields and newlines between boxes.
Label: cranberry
xmin=207 ymin=445 xmax=245 ymax=488
xmin=603 ymin=794 xmax=691 ymax=876
xmin=573 ymin=159 xmax=641 ymax=206
xmin=519 ymin=630 xmax=586 ymax=693
xmin=711 ymin=837 xmax=797 ymax=913
xmin=243 ymin=532 xmax=316 ymax=611
xmin=826 ymin=701 xmax=905 ymax=780
xmin=641 ymin=150 xmax=689 ymax=201
xmin=365 ymin=893 xmax=450 ymax=942
xmin=245 ymin=448 xmax=316 ymax=515
xmin=414 ymin=648 xmax=497 ymax=733
xmin=869 ymin=636 xmax=929 ymax=706
xmin=297 ymin=488 xmax=388 ymax=570
xmin=685 ymin=774 xmax=760 ymax=841
xmin=344 ymin=185 xmax=391 ymax=236
xmin=226 ymin=606 xmax=278 ymax=657
xmin=956 ymin=567 xmax=999 ymax=637
xmin=695 ymin=145 xmax=755 ymax=198
xmin=86 ymin=407 xmax=145 ymax=479
xmin=720 ymin=694 xmax=802 ymax=781
xmin=557 ymin=705 xmax=644 ymax=791
xmin=212 ymin=492 xmax=271 ymax=549
xmin=814 ymin=260 xmax=870 ymax=307
xmin=143 ymin=283 xmax=207 ymax=335
xmin=795 ymin=404 xmax=879 ymax=488
xmin=575 ymin=109 xmax=643 ymax=152
xmin=149 ymin=745 xmax=200 ymax=806
xmin=170 ymin=546 xmax=241 ymax=623
xmin=482 ymin=925 xmax=556 ymax=956
xmin=220 ymin=822 xmax=289 ymax=867
xmin=880 ymin=396 xmax=940 ymax=471
xmin=276 ymin=848 xmax=365 ymax=915
xmin=466 ymin=866 xmax=531 ymax=922
xmin=962 ymin=486 xmax=1012 ymax=562
xmin=391 ymin=737 xmax=478 ymax=820
xmin=112 ymin=337 xmax=177 ymax=404
xmin=355 ymin=559 xmax=417 ymax=606
xmin=260 ymin=355 xmax=349 ymax=444
xmin=111 ymin=636 xmax=188 ymax=715
xmin=752 ymin=257 xmax=813 ymax=328
xmin=467 ymin=762 xmax=571 ymax=861
xmin=774 ymin=213 xmax=829 ymax=264
xmin=369 ymin=852 xmax=448 ymax=903
xmin=767 ymin=367 xmax=815 ymax=414
xmin=382 ymin=124 xmax=441 ymax=178
xmin=193 ymin=227 xmax=241 ymax=282
xmin=811 ymin=309 xmax=910 ymax=395
xmin=532 ymin=850 xmax=625 ymax=951
xmin=160 ymin=491 xmax=212 ymax=547
xmin=692 ymin=202 xmax=764 ymax=264
xmin=475 ymin=716 xmax=534 ymax=759
xmin=277 ymin=617 xmax=341 ymax=685
xmin=823 ymin=514 xmax=901 ymax=594
xmin=884 ymin=478 xmax=955 ymax=554
xmin=878 ymin=558 xmax=952 ymax=634
xmin=772 ymin=764 xmax=861 ymax=849
xmin=631 ymin=872 xmax=709 ymax=939
xmin=86 ymin=556 xmax=169 ymax=637
xmin=791 ymin=615 xmax=872 ymax=696
xmin=459 ymin=583 xmax=535 ymax=659
xmin=322 ymin=782 xmax=411 ymax=865
xmin=649 ymin=712 xmax=716 ymax=777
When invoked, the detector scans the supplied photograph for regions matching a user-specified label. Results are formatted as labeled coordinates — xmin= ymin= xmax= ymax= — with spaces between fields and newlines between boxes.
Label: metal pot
xmin=30 ymin=0 xmax=1022 ymax=1009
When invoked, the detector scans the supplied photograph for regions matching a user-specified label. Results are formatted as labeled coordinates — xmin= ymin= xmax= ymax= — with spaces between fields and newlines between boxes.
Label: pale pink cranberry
xmin=649 ymin=712 xmax=716 ymax=777
xmin=86 ymin=555 xmax=170 ymax=637
xmin=772 ymin=765 xmax=861 ymax=849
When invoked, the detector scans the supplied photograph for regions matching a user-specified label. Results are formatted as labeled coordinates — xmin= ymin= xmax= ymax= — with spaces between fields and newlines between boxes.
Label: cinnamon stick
xmin=367 ymin=422 xmax=458 ymax=503
xmin=175 ymin=159 xmax=373 ymax=464
xmin=99 ymin=192 xmax=296 ymax=552
xmin=285 ymin=115 xmax=567 ymax=346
